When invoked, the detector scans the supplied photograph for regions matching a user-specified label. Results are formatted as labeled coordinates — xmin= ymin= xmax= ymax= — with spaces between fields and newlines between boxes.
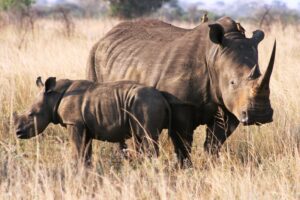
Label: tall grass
xmin=0 ymin=18 xmax=299 ymax=199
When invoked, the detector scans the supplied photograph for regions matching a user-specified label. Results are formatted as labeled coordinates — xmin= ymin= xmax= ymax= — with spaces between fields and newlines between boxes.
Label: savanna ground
xmin=0 ymin=17 xmax=299 ymax=199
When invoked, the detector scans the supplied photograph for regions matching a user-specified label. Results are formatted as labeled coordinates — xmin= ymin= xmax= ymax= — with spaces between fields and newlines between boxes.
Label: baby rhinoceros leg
xmin=68 ymin=124 xmax=93 ymax=168
xmin=128 ymin=89 xmax=168 ymax=158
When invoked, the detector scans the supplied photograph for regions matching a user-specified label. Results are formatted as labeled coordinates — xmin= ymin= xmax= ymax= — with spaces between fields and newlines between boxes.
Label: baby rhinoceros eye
xmin=28 ymin=111 xmax=34 ymax=117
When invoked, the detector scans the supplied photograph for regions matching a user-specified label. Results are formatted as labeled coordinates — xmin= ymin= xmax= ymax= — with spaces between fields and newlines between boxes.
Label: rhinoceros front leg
xmin=170 ymin=128 xmax=193 ymax=167
xmin=204 ymin=107 xmax=239 ymax=155
xmin=68 ymin=124 xmax=93 ymax=167
xmin=169 ymin=105 xmax=195 ymax=167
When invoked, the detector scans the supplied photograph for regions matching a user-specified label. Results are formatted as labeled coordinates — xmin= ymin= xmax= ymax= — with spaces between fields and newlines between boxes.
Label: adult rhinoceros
xmin=86 ymin=16 xmax=276 ymax=165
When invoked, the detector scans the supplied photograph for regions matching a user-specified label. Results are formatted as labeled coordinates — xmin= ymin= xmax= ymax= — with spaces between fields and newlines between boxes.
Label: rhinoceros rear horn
xmin=252 ymin=30 xmax=265 ymax=44
xmin=208 ymin=23 xmax=224 ymax=45
xmin=248 ymin=64 xmax=261 ymax=80
xmin=258 ymin=40 xmax=276 ymax=90
xmin=13 ymin=111 xmax=17 ymax=119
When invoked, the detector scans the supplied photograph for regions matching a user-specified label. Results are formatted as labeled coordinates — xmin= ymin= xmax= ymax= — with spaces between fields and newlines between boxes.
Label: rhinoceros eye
xmin=230 ymin=79 xmax=239 ymax=89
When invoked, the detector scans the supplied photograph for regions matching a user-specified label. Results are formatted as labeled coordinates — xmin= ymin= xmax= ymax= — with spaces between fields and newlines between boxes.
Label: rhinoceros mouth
xmin=16 ymin=129 xmax=31 ymax=139
xmin=240 ymin=109 xmax=273 ymax=126
xmin=242 ymin=118 xmax=273 ymax=126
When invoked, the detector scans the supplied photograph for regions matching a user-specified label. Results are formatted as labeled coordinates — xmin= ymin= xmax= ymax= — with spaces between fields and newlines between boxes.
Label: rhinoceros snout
xmin=16 ymin=129 xmax=31 ymax=139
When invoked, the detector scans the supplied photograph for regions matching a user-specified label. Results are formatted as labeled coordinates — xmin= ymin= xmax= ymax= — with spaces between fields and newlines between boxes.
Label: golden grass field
xmin=0 ymin=18 xmax=299 ymax=199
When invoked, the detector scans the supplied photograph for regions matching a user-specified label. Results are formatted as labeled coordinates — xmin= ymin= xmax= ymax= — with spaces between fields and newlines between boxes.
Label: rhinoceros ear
xmin=252 ymin=30 xmax=264 ymax=44
xmin=208 ymin=23 xmax=224 ymax=45
xmin=44 ymin=77 xmax=56 ymax=93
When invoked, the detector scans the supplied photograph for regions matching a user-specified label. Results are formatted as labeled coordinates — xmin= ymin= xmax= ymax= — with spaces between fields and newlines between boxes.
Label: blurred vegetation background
xmin=0 ymin=0 xmax=299 ymax=27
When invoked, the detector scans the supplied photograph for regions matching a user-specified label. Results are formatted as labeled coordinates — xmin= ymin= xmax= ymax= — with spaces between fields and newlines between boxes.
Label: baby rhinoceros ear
xmin=36 ymin=76 xmax=44 ymax=88
xmin=44 ymin=77 xmax=56 ymax=93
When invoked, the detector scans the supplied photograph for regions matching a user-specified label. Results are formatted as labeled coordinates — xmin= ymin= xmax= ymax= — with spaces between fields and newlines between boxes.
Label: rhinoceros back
xmin=87 ymin=20 xmax=208 ymax=103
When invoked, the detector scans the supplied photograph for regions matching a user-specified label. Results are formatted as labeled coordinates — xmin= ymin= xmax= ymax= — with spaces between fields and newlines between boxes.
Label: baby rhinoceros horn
xmin=13 ymin=112 xmax=19 ymax=126
xmin=13 ymin=111 xmax=18 ymax=120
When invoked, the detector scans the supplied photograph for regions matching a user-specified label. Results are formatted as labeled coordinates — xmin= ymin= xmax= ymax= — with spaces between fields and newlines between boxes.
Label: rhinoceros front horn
xmin=258 ymin=41 xmax=276 ymax=90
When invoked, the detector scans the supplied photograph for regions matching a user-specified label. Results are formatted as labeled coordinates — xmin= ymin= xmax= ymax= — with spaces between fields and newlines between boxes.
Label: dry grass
xmin=0 ymin=18 xmax=299 ymax=199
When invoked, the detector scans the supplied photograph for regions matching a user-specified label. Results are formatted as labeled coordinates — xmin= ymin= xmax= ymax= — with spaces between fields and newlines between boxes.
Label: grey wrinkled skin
xmin=86 ymin=16 xmax=276 ymax=164
xmin=14 ymin=77 xmax=172 ymax=166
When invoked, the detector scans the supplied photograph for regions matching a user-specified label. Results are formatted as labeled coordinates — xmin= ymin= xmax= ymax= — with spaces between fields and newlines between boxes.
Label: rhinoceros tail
xmin=160 ymin=91 xmax=172 ymax=139
xmin=86 ymin=42 xmax=99 ymax=82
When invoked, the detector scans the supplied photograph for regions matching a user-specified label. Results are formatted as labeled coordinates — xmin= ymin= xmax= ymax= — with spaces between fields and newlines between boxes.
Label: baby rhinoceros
xmin=14 ymin=77 xmax=171 ymax=166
